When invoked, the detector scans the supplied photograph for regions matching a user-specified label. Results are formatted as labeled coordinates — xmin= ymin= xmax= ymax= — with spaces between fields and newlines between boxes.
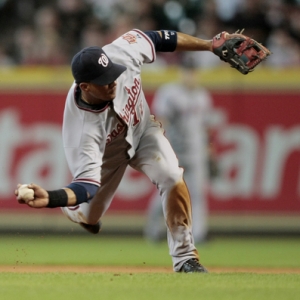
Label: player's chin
xmin=106 ymin=92 xmax=116 ymax=100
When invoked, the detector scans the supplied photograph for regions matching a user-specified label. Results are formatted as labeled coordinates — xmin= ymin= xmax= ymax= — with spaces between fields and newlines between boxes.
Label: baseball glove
xmin=212 ymin=30 xmax=271 ymax=75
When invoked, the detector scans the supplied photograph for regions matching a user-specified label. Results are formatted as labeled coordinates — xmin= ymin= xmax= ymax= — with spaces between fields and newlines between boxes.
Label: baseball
xmin=17 ymin=184 xmax=34 ymax=202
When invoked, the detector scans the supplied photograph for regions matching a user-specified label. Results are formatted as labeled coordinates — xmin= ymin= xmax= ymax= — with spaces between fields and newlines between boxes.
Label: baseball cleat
xmin=79 ymin=221 xmax=102 ymax=234
xmin=178 ymin=258 xmax=209 ymax=273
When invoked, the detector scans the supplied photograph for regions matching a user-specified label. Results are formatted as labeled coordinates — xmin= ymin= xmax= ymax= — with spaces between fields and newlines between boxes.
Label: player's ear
xmin=79 ymin=82 xmax=89 ymax=91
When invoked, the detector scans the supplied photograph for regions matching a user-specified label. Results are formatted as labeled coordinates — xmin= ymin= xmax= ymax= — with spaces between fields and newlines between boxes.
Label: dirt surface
xmin=1 ymin=265 xmax=300 ymax=274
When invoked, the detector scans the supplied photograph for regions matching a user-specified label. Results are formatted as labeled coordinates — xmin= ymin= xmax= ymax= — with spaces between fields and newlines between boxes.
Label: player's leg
xmin=129 ymin=119 xmax=201 ymax=272
xmin=145 ymin=164 xmax=209 ymax=244
xmin=61 ymin=202 xmax=102 ymax=234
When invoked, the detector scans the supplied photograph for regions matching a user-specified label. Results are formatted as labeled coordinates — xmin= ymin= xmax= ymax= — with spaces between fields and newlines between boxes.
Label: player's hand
xmin=15 ymin=183 xmax=49 ymax=208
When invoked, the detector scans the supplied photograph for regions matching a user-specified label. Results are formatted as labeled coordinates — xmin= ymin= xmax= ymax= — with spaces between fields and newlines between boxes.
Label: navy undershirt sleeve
xmin=66 ymin=182 xmax=98 ymax=204
xmin=144 ymin=31 xmax=161 ymax=51
xmin=144 ymin=30 xmax=177 ymax=52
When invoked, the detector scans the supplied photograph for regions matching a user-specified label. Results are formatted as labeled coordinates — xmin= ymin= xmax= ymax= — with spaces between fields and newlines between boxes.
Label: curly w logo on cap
xmin=98 ymin=53 xmax=109 ymax=67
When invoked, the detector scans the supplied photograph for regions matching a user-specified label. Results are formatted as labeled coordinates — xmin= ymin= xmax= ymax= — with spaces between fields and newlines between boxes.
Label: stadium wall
xmin=0 ymin=67 xmax=299 ymax=234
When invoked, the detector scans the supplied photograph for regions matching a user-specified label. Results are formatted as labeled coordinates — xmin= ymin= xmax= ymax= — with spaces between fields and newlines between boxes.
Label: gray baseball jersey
xmin=61 ymin=29 xmax=199 ymax=271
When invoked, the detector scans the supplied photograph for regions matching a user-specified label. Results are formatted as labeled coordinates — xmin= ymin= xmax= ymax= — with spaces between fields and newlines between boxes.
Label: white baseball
xmin=17 ymin=184 xmax=34 ymax=202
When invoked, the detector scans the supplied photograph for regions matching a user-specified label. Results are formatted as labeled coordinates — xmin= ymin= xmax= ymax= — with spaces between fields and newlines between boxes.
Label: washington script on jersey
xmin=119 ymin=77 xmax=142 ymax=126
xmin=106 ymin=121 xmax=125 ymax=144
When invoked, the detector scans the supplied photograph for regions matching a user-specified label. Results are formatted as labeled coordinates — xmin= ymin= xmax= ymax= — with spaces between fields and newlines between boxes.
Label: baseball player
xmin=15 ymin=29 xmax=222 ymax=273
xmin=144 ymin=58 xmax=214 ymax=244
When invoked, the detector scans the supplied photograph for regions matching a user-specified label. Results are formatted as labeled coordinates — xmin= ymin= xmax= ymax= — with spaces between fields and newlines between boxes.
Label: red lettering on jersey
xmin=106 ymin=121 xmax=126 ymax=145
xmin=122 ymin=33 xmax=137 ymax=44
xmin=120 ymin=78 xmax=141 ymax=126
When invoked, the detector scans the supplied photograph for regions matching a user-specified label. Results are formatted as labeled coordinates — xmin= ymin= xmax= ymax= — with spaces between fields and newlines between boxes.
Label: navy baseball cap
xmin=71 ymin=46 xmax=127 ymax=85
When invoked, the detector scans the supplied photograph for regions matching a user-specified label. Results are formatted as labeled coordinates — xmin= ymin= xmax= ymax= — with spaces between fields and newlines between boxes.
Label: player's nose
xmin=108 ymin=80 xmax=117 ymax=88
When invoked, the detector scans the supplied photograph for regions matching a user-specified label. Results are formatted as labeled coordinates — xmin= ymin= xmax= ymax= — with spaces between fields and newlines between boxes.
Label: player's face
xmin=80 ymin=81 xmax=117 ymax=104
xmin=88 ymin=81 xmax=117 ymax=101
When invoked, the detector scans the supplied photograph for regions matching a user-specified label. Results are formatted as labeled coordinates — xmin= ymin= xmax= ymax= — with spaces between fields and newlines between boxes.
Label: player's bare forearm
xmin=63 ymin=188 xmax=78 ymax=205
xmin=176 ymin=32 xmax=213 ymax=52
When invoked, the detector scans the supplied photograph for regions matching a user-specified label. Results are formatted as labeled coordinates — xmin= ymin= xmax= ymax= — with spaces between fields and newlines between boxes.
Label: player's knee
xmin=157 ymin=167 xmax=183 ymax=190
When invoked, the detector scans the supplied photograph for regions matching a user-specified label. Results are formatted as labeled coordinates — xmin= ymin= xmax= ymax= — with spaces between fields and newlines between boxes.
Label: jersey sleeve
xmin=105 ymin=29 xmax=156 ymax=66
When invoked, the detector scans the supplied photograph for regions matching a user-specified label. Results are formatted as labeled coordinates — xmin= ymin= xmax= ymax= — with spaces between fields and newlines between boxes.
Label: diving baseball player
xmin=15 ymin=28 xmax=239 ymax=273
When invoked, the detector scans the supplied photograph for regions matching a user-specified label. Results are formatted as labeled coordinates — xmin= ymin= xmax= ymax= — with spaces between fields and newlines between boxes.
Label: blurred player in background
xmin=144 ymin=56 xmax=217 ymax=244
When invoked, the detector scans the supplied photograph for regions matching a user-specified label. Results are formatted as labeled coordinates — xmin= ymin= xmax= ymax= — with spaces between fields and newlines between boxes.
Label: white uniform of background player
xmin=145 ymin=60 xmax=213 ymax=243
xmin=16 ymin=29 xmax=214 ymax=273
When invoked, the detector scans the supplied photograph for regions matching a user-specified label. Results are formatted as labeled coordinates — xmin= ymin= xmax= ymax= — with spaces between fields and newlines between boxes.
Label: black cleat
xmin=79 ymin=221 xmax=101 ymax=234
xmin=179 ymin=258 xmax=209 ymax=273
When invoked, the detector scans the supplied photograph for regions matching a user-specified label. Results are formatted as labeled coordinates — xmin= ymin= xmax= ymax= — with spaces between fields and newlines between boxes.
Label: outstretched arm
xmin=152 ymin=29 xmax=270 ymax=74
xmin=176 ymin=32 xmax=212 ymax=52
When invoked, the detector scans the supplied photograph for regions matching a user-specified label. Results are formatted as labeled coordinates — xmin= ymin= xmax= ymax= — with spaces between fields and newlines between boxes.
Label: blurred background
xmin=0 ymin=0 xmax=299 ymax=238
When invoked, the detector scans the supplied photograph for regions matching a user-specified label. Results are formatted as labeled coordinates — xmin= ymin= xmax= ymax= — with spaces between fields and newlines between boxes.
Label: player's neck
xmin=81 ymin=92 xmax=107 ymax=105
